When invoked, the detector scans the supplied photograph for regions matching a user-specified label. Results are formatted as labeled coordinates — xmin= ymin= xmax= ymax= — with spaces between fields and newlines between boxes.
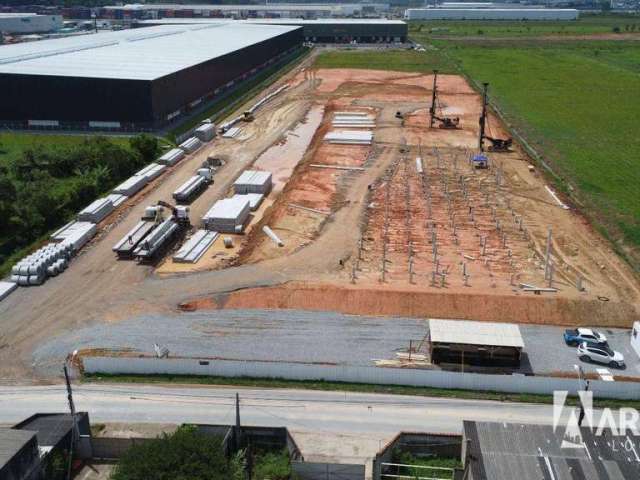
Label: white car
xmin=578 ymin=342 xmax=625 ymax=368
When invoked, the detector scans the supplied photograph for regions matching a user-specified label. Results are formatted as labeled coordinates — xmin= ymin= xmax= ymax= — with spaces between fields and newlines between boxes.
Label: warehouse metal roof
xmin=463 ymin=421 xmax=640 ymax=479
xmin=105 ymin=3 xmax=390 ymax=12
xmin=0 ymin=23 xmax=300 ymax=80
xmin=140 ymin=18 xmax=406 ymax=26
xmin=0 ymin=428 xmax=36 ymax=469
xmin=429 ymin=319 xmax=524 ymax=348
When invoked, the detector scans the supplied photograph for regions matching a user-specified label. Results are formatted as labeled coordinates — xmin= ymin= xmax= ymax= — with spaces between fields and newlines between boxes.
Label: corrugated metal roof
xmin=429 ymin=318 xmax=524 ymax=348
xmin=140 ymin=18 xmax=405 ymax=25
xmin=464 ymin=421 xmax=640 ymax=480
xmin=0 ymin=428 xmax=36 ymax=468
xmin=0 ymin=23 xmax=300 ymax=80
xmin=107 ymin=3 xmax=391 ymax=12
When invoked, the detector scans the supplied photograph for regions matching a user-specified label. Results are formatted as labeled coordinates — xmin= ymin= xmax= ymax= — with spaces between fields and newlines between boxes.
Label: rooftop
xmin=141 ymin=18 xmax=406 ymax=26
xmin=105 ymin=3 xmax=389 ymax=11
xmin=464 ymin=421 xmax=640 ymax=479
xmin=0 ymin=23 xmax=300 ymax=80
xmin=12 ymin=413 xmax=74 ymax=448
xmin=0 ymin=428 xmax=36 ymax=468
xmin=429 ymin=318 xmax=524 ymax=348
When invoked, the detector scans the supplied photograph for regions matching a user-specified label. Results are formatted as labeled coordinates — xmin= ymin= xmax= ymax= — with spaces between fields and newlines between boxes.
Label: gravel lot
xmin=33 ymin=310 xmax=640 ymax=380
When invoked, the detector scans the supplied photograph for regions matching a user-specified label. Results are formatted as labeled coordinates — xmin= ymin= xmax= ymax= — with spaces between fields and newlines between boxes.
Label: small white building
xmin=0 ymin=13 xmax=63 ymax=34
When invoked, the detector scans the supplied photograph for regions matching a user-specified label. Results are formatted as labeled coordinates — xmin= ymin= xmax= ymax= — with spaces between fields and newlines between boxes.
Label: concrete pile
xmin=77 ymin=197 xmax=114 ymax=223
xmin=11 ymin=242 xmax=71 ymax=286
xmin=173 ymin=229 xmax=219 ymax=263
xmin=324 ymin=130 xmax=373 ymax=145
xmin=332 ymin=111 xmax=375 ymax=128
xmin=157 ymin=148 xmax=185 ymax=166
xmin=51 ymin=221 xmax=97 ymax=251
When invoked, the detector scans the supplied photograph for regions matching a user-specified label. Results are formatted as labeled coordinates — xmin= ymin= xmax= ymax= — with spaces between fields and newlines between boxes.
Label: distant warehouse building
xmin=405 ymin=8 xmax=579 ymax=20
xmin=140 ymin=18 xmax=408 ymax=43
xmin=0 ymin=13 xmax=63 ymax=34
xmin=0 ymin=23 xmax=302 ymax=131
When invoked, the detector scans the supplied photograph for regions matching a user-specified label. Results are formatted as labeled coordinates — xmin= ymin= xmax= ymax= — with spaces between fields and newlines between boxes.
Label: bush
xmin=252 ymin=449 xmax=291 ymax=480
xmin=110 ymin=426 xmax=244 ymax=480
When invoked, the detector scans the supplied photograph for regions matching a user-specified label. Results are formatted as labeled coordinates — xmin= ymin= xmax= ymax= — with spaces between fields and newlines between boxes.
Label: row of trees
xmin=0 ymin=135 xmax=159 ymax=270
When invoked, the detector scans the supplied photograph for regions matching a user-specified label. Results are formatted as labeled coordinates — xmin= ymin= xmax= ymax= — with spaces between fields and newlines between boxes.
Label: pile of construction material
xmin=232 ymin=193 xmax=263 ymax=211
xmin=157 ymin=148 xmax=185 ymax=166
xmin=113 ymin=220 xmax=157 ymax=258
xmin=0 ymin=281 xmax=17 ymax=302
xmin=324 ymin=130 xmax=374 ymax=145
xmin=134 ymin=217 xmax=180 ymax=260
xmin=77 ymin=197 xmax=115 ymax=223
xmin=195 ymin=123 xmax=216 ymax=142
xmin=332 ymin=111 xmax=376 ymax=128
xmin=51 ymin=221 xmax=97 ymax=251
xmin=173 ymin=168 xmax=212 ymax=203
xmin=202 ymin=196 xmax=251 ymax=233
xmin=173 ymin=229 xmax=219 ymax=263
xmin=219 ymin=84 xmax=288 ymax=135
xmin=234 ymin=170 xmax=272 ymax=195
xmin=179 ymin=136 xmax=202 ymax=153
xmin=11 ymin=242 xmax=71 ymax=286
xmin=136 ymin=163 xmax=166 ymax=182
xmin=105 ymin=193 xmax=128 ymax=208
xmin=113 ymin=174 xmax=149 ymax=197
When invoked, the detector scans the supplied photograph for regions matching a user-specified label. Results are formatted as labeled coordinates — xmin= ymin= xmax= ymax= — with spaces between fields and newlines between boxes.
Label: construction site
xmin=1 ymin=50 xmax=640 ymax=385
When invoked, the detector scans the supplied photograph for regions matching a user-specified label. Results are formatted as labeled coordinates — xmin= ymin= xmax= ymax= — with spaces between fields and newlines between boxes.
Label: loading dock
xmin=429 ymin=318 xmax=524 ymax=367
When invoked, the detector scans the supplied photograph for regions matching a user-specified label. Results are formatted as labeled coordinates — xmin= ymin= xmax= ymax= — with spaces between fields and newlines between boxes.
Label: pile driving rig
xmin=479 ymin=82 xmax=513 ymax=153
xmin=429 ymin=70 xmax=460 ymax=129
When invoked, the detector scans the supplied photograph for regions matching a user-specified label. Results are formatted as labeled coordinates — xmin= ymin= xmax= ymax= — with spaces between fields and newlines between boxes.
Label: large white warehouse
xmin=0 ymin=13 xmax=63 ymax=33
xmin=405 ymin=8 xmax=579 ymax=21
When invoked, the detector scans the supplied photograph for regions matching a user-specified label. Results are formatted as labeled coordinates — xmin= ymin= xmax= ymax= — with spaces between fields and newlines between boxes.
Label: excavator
xmin=429 ymin=70 xmax=460 ymax=129
xmin=479 ymin=82 xmax=513 ymax=153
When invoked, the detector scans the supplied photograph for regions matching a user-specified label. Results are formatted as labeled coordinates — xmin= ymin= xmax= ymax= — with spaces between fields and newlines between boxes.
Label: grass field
xmin=314 ymin=48 xmax=454 ymax=73
xmin=409 ymin=13 xmax=640 ymax=38
xmin=441 ymin=41 xmax=640 ymax=257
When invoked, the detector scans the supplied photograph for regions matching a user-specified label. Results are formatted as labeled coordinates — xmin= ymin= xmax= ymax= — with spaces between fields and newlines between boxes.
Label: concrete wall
xmin=83 ymin=356 xmax=640 ymax=400
xmin=372 ymin=432 xmax=462 ymax=480
xmin=292 ymin=461 xmax=365 ymax=480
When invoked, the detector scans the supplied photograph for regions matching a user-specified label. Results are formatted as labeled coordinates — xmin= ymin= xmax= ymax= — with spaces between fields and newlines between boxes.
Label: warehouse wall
xmin=0 ymin=74 xmax=153 ymax=126
xmin=150 ymin=27 xmax=303 ymax=125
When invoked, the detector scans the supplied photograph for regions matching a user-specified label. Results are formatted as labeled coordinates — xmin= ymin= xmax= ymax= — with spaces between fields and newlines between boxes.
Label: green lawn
xmin=409 ymin=13 xmax=640 ymax=39
xmin=436 ymin=41 xmax=640 ymax=265
xmin=314 ymin=48 xmax=454 ymax=73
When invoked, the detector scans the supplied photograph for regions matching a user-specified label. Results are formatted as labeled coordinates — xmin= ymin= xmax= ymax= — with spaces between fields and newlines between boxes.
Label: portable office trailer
xmin=195 ymin=123 xmax=216 ymax=142
xmin=202 ymin=196 xmax=251 ymax=233
xmin=77 ymin=197 xmax=115 ymax=223
xmin=233 ymin=170 xmax=272 ymax=195
xmin=157 ymin=148 xmax=185 ymax=166
xmin=429 ymin=318 xmax=524 ymax=367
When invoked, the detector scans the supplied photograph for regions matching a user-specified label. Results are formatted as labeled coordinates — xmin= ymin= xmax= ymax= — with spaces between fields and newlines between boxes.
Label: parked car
xmin=577 ymin=342 xmax=625 ymax=368
xmin=564 ymin=328 xmax=607 ymax=346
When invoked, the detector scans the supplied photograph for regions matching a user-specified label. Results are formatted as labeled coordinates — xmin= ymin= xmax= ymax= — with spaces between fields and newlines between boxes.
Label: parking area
xmin=33 ymin=309 xmax=640 ymax=382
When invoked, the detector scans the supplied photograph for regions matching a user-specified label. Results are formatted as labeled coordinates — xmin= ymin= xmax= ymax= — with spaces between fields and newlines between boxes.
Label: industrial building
xmin=0 ymin=23 xmax=303 ymax=131
xmin=462 ymin=421 xmax=640 ymax=479
xmin=0 ymin=13 xmax=63 ymax=34
xmin=429 ymin=318 xmax=524 ymax=367
xmin=405 ymin=7 xmax=579 ymax=20
xmin=140 ymin=18 xmax=408 ymax=43
xmin=101 ymin=3 xmax=390 ymax=20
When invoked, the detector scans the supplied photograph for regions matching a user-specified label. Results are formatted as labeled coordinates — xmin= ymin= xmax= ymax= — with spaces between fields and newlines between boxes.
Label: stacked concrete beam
xmin=202 ymin=196 xmax=251 ymax=233
xmin=173 ymin=230 xmax=219 ymax=263
xmin=77 ymin=197 xmax=115 ymax=223
xmin=157 ymin=148 xmax=185 ymax=166
xmin=234 ymin=170 xmax=272 ymax=195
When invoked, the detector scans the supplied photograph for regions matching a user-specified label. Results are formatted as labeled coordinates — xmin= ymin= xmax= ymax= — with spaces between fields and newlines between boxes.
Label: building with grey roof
xmin=140 ymin=18 xmax=408 ymax=43
xmin=0 ymin=23 xmax=302 ymax=131
xmin=463 ymin=421 xmax=640 ymax=480
xmin=0 ymin=428 xmax=39 ymax=480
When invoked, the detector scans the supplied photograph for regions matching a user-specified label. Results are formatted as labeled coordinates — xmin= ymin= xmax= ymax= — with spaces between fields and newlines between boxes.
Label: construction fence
xmin=83 ymin=356 xmax=640 ymax=400
xmin=292 ymin=462 xmax=366 ymax=480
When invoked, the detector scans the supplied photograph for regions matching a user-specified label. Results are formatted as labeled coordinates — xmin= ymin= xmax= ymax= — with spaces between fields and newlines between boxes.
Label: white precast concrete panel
xmin=0 ymin=23 xmax=301 ymax=80
xmin=157 ymin=148 xmax=185 ymax=166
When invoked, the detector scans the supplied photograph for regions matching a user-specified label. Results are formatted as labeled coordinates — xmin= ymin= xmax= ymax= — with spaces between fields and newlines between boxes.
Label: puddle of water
xmin=253 ymin=105 xmax=324 ymax=192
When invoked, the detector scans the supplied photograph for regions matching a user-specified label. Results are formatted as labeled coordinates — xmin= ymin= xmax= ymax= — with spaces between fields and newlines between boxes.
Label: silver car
xmin=578 ymin=342 xmax=625 ymax=369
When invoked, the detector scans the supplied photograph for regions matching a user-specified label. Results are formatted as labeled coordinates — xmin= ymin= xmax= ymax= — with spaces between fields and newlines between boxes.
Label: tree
xmin=110 ymin=426 xmax=244 ymax=480
xmin=129 ymin=134 xmax=160 ymax=164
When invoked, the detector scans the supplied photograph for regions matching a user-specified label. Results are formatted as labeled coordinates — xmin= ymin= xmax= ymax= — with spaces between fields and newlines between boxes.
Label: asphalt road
xmin=0 ymin=383 xmax=579 ymax=467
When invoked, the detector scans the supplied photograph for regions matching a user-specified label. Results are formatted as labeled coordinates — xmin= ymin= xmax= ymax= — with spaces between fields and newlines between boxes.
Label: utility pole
xmin=235 ymin=393 xmax=242 ymax=450
xmin=64 ymin=364 xmax=77 ymax=480
xmin=479 ymin=83 xmax=488 ymax=152
xmin=429 ymin=70 xmax=438 ymax=128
